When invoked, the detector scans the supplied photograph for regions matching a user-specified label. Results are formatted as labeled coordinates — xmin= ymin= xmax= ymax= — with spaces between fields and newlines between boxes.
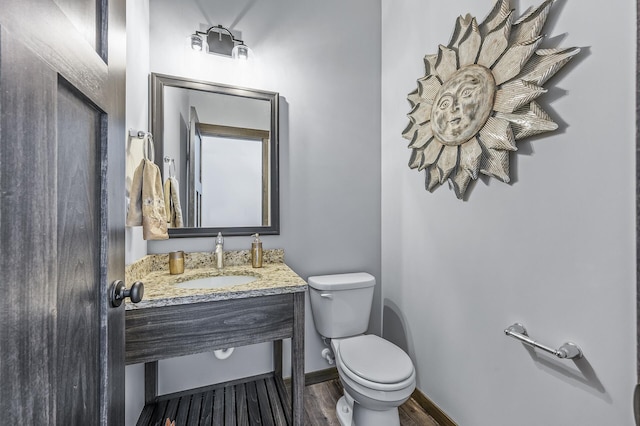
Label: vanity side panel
xmin=125 ymin=294 xmax=294 ymax=365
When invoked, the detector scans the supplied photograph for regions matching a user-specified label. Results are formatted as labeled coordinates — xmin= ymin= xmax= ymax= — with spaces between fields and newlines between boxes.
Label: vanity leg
xmin=291 ymin=292 xmax=305 ymax=426
xmin=144 ymin=361 xmax=158 ymax=404
xmin=273 ymin=340 xmax=283 ymax=377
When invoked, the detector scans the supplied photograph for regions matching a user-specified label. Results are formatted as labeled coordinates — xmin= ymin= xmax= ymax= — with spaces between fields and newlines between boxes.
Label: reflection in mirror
xmin=197 ymin=122 xmax=270 ymax=227
xmin=151 ymin=73 xmax=279 ymax=237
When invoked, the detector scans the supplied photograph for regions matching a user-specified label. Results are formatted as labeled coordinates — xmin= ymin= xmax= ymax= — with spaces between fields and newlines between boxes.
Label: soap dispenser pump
xmin=251 ymin=233 xmax=263 ymax=268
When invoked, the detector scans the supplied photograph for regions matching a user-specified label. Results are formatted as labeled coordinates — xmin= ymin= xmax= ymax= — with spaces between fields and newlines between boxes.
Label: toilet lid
xmin=338 ymin=335 xmax=414 ymax=384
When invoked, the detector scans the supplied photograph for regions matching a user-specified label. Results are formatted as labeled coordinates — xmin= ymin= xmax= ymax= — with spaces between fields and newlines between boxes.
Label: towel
xmin=126 ymin=159 xmax=169 ymax=240
xmin=164 ymin=176 xmax=184 ymax=228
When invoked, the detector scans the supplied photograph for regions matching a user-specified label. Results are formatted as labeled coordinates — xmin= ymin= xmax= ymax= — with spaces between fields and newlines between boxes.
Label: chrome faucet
xmin=215 ymin=232 xmax=224 ymax=270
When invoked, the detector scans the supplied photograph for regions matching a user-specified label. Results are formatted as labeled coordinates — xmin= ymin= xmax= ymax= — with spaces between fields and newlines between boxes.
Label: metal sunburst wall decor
xmin=402 ymin=0 xmax=580 ymax=199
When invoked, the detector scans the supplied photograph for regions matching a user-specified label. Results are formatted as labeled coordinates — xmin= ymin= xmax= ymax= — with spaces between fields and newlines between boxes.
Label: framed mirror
xmin=150 ymin=73 xmax=279 ymax=237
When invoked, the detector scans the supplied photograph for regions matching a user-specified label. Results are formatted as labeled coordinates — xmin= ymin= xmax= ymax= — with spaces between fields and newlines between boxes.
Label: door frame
xmin=636 ymin=1 xmax=640 ymax=423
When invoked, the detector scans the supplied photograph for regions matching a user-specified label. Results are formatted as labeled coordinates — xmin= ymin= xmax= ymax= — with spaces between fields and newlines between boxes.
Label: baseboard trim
xmin=292 ymin=368 xmax=457 ymax=425
xmin=411 ymin=388 xmax=457 ymax=426
xmin=304 ymin=367 xmax=339 ymax=386
xmin=283 ymin=367 xmax=339 ymax=387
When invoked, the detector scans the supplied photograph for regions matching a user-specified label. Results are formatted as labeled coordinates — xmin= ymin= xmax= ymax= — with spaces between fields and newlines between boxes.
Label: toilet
xmin=308 ymin=272 xmax=416 ymax=426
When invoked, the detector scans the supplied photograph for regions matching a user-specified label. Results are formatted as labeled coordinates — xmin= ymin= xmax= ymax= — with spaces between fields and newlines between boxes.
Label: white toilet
xmin=308 ymin=272 xmax=416 ymax=426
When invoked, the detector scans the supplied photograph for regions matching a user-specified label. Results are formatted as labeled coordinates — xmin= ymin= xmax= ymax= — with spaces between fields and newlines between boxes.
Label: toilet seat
xmin=336 ymin=335 xmax=415 ymax=392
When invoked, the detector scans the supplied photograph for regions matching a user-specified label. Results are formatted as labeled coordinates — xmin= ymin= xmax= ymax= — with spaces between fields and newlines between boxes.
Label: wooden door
xmin=189 ymin=107 xmax=204 ymax=227
xmin=0 ymin=0 xmax=126 ymax=424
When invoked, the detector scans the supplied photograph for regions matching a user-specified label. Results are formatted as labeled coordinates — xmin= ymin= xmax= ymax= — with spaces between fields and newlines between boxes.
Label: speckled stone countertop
xmin=125 ymin=249 xmax=307 ymax=310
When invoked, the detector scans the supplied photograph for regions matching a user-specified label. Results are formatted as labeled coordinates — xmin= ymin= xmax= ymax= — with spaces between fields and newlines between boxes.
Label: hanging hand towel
xmin=127 ymin=159 xmax=168 ymax=240
xmin=163 ymin=176 xmax=184 ymax=228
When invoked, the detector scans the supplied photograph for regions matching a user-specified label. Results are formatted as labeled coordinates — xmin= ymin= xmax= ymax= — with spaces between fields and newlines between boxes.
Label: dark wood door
xmin=189 ymin=107 xmax=203 ymax=227
xmin=0 ymin=0 xmax=126 ymax=424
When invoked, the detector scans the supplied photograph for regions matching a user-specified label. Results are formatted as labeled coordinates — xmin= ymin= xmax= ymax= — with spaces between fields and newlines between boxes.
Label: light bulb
xmin=190 ymin=34 xmax=204 ymax=51
xmin=232 ymin=44 xmax=253 ymax=61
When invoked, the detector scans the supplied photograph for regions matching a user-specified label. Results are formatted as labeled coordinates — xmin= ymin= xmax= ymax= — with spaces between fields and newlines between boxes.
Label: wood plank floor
xmin=303 ymin=379 xmax=440 ymax=426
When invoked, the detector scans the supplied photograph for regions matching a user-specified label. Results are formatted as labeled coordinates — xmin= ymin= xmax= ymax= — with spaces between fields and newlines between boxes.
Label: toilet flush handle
xmin=320 ymin=293 xmax=333 ymax=299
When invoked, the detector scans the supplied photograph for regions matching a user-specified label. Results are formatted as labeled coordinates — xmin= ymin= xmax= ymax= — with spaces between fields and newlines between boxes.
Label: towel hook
xmin=164 ymin=156 xmax=176 ymax=178
xmin=143 ymin=133 xmax=155 ymax=162
xmin=128 ymin=129 xmax=155 ymax=162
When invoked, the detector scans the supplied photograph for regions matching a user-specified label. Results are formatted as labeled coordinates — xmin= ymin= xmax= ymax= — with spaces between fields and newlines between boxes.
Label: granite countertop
xmin=125 ymin=249 xmax=307 ymax=310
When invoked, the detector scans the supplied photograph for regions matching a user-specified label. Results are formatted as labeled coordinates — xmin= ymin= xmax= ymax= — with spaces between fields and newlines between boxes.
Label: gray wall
xmin=125 ymin=1 xmax=638 ymax=425
xmin=381 ymin=1 xmax=636 ymax=425
xmin=124 ymin=0 xmax=150 ymax=265
xmin=125 ymin=1 xmax=381 ymax=424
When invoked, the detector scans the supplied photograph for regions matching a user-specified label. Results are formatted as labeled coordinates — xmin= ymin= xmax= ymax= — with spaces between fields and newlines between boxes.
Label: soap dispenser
xmin=251 ymin=233 xmax=263 ymax=268
xmin=215 ymin=232 xmax=224 ymax=270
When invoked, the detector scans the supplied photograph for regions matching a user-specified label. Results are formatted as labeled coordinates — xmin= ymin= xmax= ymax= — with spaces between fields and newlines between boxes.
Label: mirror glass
xmin=150 ymin=73 xmax=279 ymax=237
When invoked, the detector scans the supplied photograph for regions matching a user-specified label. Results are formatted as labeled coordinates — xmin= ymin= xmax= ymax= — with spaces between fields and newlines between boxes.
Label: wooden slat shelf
xmin=136 ymin=373 xmax=292 ymax=426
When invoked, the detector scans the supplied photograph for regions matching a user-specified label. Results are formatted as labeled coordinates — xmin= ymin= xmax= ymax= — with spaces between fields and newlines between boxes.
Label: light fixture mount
xmin=190 ymin=24 xmax=252 ymax=60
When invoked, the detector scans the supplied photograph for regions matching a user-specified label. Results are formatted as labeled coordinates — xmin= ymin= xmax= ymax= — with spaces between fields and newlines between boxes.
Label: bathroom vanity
xmin=125 ymin=250 xmax=307 ymax=425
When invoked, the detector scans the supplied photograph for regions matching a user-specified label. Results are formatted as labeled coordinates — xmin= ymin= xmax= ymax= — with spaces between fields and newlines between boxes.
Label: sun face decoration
xmin=402 ymin=0 xmax=580 ymax=199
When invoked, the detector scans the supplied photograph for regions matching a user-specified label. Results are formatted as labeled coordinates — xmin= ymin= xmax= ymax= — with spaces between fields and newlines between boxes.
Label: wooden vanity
xmin=124 ymin=250 xmax=307 ymax=425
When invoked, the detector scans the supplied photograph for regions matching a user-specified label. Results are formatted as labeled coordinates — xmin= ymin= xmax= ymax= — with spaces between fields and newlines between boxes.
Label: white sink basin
xmin=175 ymin=275 xmax=257 ymax=289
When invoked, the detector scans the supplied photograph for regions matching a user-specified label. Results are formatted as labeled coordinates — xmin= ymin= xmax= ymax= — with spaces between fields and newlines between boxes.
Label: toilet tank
xmin=308 ymin=272 xmax=375 ymax=339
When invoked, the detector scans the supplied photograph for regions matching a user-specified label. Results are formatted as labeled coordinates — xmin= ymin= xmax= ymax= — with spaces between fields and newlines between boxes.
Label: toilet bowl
xmin=308 ymin=272 xmax=416 ymax=426
xmin=331 ymin=336 xmax=415 ymax=426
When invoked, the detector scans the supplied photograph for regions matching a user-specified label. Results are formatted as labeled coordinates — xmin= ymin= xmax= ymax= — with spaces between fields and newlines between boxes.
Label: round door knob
xmin=110 ymin=280 xmax=144 ymax=307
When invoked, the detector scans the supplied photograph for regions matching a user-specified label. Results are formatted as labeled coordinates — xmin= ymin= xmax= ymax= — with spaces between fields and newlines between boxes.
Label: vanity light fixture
xmin=190 ymin=24 xmax=253 ymax=60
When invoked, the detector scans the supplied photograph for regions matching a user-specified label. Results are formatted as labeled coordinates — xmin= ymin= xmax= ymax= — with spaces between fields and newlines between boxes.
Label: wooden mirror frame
xmin=150 ymin=73 xmax=280 ymax=237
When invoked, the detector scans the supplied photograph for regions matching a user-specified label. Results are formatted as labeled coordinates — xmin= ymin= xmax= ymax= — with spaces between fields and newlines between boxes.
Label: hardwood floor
xmin=303 ymin=379 xmax=440 ymax=426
